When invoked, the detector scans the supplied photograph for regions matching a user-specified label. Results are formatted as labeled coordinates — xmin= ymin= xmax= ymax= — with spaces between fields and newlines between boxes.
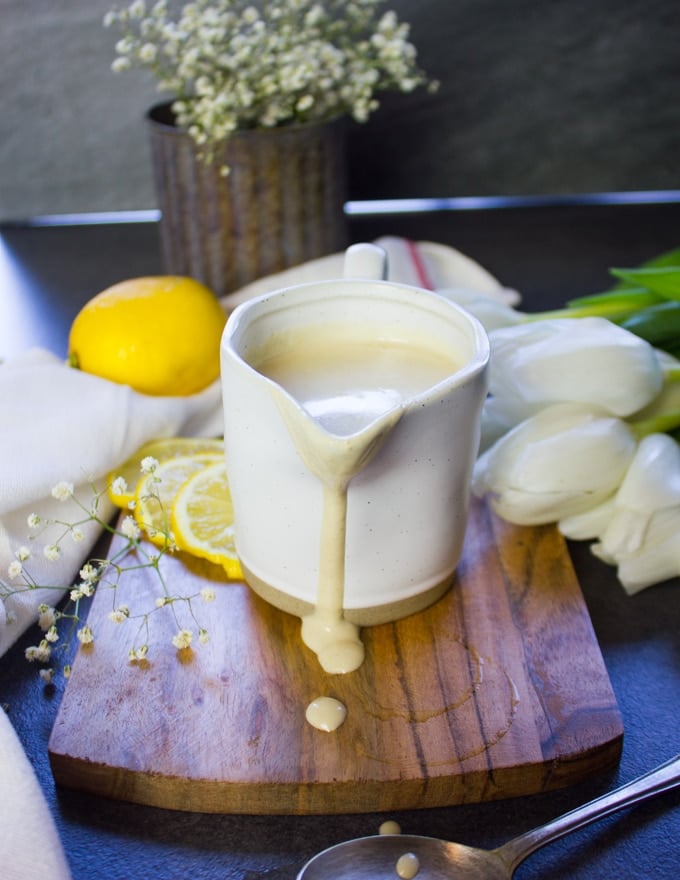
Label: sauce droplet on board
xmin=305 ymin=696 xmax=347 ymax=732
xmin=379 ymin=820 xmax=402 ymax=835
xmin=395 ymin=851 xmax=420 ymax=879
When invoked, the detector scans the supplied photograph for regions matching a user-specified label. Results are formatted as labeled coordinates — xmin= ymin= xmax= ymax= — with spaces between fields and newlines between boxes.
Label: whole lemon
xmin=68 ymin=276 xmax=226 ymax=396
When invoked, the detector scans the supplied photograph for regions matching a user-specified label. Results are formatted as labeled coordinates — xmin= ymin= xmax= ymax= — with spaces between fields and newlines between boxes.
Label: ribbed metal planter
xmin=147 ymin=102 xmax=348 ymax=298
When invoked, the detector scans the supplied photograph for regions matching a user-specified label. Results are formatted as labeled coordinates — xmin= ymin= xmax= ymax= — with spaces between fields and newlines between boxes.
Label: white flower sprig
xmin=103 ymin=0 xmax=437 ymax=157
xmin=1 ymin=461 xmax=216 ymax=681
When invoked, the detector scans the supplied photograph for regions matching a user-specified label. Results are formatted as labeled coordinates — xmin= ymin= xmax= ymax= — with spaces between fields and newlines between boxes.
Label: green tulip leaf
xmin=610 ymin=266 xmax=680 ymax=300
xmin=620 ymin=300 xmax=680 ymax=347
xmin=607 ymin=246 xmax=680 ymax=289
xmin=567 ymin=287 xmax=662 ymax=311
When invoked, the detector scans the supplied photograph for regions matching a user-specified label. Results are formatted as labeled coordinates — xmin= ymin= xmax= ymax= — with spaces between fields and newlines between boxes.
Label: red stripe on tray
xmin=405 ymin=239 xmax=435 ymax=290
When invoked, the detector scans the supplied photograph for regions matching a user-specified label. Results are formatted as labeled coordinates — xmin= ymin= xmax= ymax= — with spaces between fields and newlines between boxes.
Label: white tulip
xmin=558 ymin=497 xmax=616 ymax=541
xmin=559 ymin=432 xmax=680 ymax=545
xmin=487 ymin=317 xmax=664 ymax=422
xmin=472 ymin=402 xmax=638 ymax=525
xmin=479 ymin=395 xmax=517 ymax=453
xmin=436 ymin=288 xmax=524 ymax=332
xmin=593 ymin=505 xmax=680 ymax=595
xmin=630 ymin=350 xmax=680 ymax=423
xmin=597 ymin=433 xmax=680 ymax=556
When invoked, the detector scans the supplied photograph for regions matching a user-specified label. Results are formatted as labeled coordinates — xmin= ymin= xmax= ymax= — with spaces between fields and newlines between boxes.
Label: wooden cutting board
xmin=48 ymin=497 xmax=622 ymax=815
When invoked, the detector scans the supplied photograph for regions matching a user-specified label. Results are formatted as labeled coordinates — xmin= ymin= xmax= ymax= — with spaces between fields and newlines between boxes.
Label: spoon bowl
xmin=297 ymin=754 xmax=680 ymax=880
xmin=299 ymin=833 xmax=508 ymax=880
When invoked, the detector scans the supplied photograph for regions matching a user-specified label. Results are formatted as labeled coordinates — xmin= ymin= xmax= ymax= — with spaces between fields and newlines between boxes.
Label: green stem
xmin=521 ymin=302 xmax=646 ymax=322
xmin=629 ymin=408 xmax=680 ymax=438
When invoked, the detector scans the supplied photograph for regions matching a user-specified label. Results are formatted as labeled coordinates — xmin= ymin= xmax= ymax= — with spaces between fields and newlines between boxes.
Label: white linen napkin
xmin=0 ymin=708 xmax=73 ymax=879
xmin=0 ymin=348 xmax=223 ymax=657
xmin=0 ymin=353 xmax=221 ymax=880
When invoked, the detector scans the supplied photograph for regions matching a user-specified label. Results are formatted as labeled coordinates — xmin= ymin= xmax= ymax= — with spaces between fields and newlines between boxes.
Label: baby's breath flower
xmin=121 ymin=515 xmax=141 ymax=541
xmin=129 ymin=0 xmax=146 ymax=19
xmin=139 ymin=41 xmax=158 ymax=62
xmin=115 ymin=35 xmax=135 ymax=54
xmin=111 ymin=476 xmax=128 ymax=497
xmin=129 ymin=644 xmax=149 ymax=661
xmin=38 ymin=604 xmax=57 ymax=630
xmin=108 ymin=605 xmax=131 ymax=623
xmin=141 ymin=455 xmax=159 ymax=474
xmin=44 ymin=544 xmax=61 ymax=562
xmin=8 ymin=476 xmax=217 ymax=682
xmin=25 ymin=640 xmax=51 ymax=663
xmin=51 ymin=481 xmax=74 ymax=501
xmin=80 ymin=563 xmax=99 ymax=583
xmin=71 ymin=527 xmax=85 ymax=543
xmin=198 ymin=628 xmax=209 ymax=644
xmin=7 ymin=560 xmax=22 ymax=580
xmin=77 ymin=625 xmax=95 ymax=645
xmin=103 ymin=0 xmax=435 ymax=159
xmin=295 ymin=94 xmax=314 ymax=113
xmin=172 ymin=628 xmax=193 ymax=650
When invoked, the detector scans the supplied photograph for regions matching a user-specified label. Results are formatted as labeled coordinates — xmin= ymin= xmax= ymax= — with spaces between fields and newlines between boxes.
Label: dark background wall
xmin=347 ymin=0 xmax=680 ymax=198
xmin=1 ymin=0 xmax=678 ymax=219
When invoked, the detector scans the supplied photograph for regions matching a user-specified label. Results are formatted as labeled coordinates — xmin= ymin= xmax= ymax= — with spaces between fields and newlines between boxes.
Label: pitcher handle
xmin=343 ymin=243 xmax=388 ymax=281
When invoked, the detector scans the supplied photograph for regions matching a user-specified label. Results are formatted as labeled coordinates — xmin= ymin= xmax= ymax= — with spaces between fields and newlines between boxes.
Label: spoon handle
xmin=497 ymin=753 xmax=680 ymax=873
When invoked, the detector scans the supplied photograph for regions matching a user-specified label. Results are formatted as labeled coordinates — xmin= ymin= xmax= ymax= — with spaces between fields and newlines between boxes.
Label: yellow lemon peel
xmin=68 ymin=276 xmax=226 ymax=396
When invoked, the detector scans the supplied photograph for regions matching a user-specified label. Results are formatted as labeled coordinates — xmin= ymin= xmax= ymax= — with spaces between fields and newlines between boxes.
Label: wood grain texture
xmin=48 ymin=498 xmax=623 ymax=814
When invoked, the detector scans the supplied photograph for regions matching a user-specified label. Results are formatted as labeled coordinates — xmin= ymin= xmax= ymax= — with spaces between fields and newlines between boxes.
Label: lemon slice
xmin=133 ymin=452 xmax=224 ymax=548
xmin=171 ymin=461 xmax=243 ymax=579
xmin=107 ymin=437 xmax=225 ymax=507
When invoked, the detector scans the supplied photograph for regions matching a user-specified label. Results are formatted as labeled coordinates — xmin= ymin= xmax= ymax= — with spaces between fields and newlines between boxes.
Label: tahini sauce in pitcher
xmin=251 ymin=326 xmax=460 ymax=673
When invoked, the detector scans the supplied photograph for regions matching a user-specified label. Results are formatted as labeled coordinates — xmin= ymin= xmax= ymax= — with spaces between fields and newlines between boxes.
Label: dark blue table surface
xmin=1 ymin=198 xmax=678 ymax=879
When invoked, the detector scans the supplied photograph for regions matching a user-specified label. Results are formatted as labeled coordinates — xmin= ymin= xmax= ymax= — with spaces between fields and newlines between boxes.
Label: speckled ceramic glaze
xmin=221 ymin=244 xmax=490 ymax=625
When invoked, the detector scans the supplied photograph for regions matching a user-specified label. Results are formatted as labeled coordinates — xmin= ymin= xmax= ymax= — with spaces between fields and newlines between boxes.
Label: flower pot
xmin=146 ymin=102 xmax=348 ymax=298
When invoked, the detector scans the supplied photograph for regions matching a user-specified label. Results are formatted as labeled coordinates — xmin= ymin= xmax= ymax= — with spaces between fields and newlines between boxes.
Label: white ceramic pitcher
xmin=221 ymin=243 xmax=489 ymax=672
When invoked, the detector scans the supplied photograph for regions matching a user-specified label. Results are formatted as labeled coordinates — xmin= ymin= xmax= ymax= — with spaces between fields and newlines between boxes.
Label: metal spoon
xmin=297 ymin=754 xmax=680 ymax=879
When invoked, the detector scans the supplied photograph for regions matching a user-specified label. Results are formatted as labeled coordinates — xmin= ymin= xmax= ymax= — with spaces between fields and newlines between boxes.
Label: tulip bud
xmin=593 ymin=505 xmax=680 ymax=594
xmin=472 ymin=402 xmax=638 ymax=525
xmin=559 ymin=432 xmax=680 ymax=546
xmin=436 ymin=289 xmax=524 ymax=332
xmin=597 ymin=433 xmax=680 ymax=557
xmin=558 ymin=497 xmax=615 ymax=541
xmin=487 ymin=317 xmax=664 ymax=423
